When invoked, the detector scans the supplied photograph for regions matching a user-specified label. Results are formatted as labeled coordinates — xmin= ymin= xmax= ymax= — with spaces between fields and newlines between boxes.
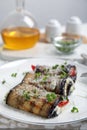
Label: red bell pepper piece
xmin=31 ymin=65 xmax=36 ymax=71
xmin=69 ymin=68 xmax=76 ymax=76
xmin=58 ymin=100 xmax=69 ymax=107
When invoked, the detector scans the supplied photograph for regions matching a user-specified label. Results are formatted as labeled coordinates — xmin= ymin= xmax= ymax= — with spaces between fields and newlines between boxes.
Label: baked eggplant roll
xmin=6 ymin=63 xmax=76 ymax=118
xmin=32 ymin=64 xmax=77 ymax=83
xmin=23 ymin=64 xmax=77 ymax=96
xmin=6 ymin=83 xmax=62 ymax=118
xmin=23 ymin=73 xmax=74 ymax=96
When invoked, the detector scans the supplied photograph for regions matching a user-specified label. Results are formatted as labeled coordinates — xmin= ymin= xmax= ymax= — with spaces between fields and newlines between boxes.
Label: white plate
xmin=0 ymin=58 xmax=87 ymax=126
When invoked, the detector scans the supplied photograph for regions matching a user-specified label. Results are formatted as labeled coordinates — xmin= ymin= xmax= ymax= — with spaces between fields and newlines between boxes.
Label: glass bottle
xmin=1 ymin=0 xmax=40 ymax=50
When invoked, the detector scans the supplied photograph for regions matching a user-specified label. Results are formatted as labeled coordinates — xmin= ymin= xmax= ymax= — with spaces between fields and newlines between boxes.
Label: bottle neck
xmin=16 ymin=0 xmax=25 ymax=11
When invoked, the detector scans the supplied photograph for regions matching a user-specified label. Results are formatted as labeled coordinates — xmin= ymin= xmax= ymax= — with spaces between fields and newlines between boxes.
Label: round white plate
xmin=0 ymin=58 xmax=87 ymax=126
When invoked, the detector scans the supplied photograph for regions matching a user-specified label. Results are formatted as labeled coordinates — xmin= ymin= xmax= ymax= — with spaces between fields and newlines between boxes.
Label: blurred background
xmin=0 ymin=0 xmax=87 ymax=28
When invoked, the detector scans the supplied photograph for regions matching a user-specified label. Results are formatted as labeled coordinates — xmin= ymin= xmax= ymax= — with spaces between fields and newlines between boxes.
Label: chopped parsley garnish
xmin=43 ymin=76 xmax=48 ymax=81
xmin=46 ymin=93 xmax=57 ymax=102
xmin=35 ymin=72 xmax=41 ymax=79
xmin=51 ymin=93 xmax=57 ymax=99
xmin=44 ymin=68 xmax=50 ymax=73
xmin=2 ymin=80 xmax=6 ymax=84
xmin=46 ymin=94 xmax=53 ymax=102
xmin=60 ymin=64 xmax=66 ymax=72
xmin=60 ymin=71 xmax=68 ymax=78
xmin=52 ymin=64 xmax=59 ymax=69
xmin=61 ymin=65 xmax=65 ymax=68
xmin=61 ymin=96 xmax=68 ymax=101
xmin=59 ymin=64 xmax=68 ymax=78
xmin=11 ymin=73 xmax=17 ymax=77
xmin=23 ymin=91 xmax=30 ymax=101
xmin=71 ymin=107 xmax=79 ymax=113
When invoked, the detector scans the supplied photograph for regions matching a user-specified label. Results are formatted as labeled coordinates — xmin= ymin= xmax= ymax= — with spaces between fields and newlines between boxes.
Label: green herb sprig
xmin=52 ymin=64 xmax=59 ymax=69
xmin=23 ymin=91 xmax=30 ymax=101
xmin=46 ymin=93 xmax=57 ymax=102
xmin=11 ymin=73 xmax=17 ymax=77
xmin=2 ymin=80 xmax=6 ymax=84
xmin=61 ymin=96 xmax=68 ymax=101
xmin=60 ymin=71 xmax=68 ymax=78
xmin=59 ymin=64 xmax=68 ymax=78
xmin=43 ymin=76 xmax=48 ymax=81
xmin=35 ymin=72 xmax=41 ymax=79
xmin=71 ymin=106 xmax=79 ymax=113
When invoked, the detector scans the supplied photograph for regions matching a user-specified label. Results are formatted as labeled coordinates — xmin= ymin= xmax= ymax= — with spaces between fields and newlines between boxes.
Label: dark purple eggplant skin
xmin=35 ymin=65 xmax=45 ymax=73
xmin=48 ymin=97 xmax=62 ymax=118
xmin=59 ymin=78 xmax=66 ymax=96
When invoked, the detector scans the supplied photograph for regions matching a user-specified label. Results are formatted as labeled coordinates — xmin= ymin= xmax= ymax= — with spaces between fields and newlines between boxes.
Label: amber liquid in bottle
xmin=1 ymin=27 xmax=40 ymax=50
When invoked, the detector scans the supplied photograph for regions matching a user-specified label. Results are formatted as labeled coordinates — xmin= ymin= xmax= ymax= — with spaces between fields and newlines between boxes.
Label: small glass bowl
xmin=52 ymin=36 xmax=81 ymax=54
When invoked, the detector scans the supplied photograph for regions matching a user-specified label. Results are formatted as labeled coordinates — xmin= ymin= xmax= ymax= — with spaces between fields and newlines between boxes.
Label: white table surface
xmin=0 ymin=25 xmax=87 ymax=129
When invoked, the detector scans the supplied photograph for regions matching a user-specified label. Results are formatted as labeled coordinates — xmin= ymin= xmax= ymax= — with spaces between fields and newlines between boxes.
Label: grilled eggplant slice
xmin=6 ymin=83 xmax=62 ymax=118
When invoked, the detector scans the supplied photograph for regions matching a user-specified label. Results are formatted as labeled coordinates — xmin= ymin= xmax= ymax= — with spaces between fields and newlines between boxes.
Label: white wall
xmin=0 ymin=0 xmax=87 ymax=28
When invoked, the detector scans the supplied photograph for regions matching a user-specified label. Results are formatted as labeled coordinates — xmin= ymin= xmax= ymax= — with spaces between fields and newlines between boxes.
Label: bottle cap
xmin=45 ymin=19 xmax=61 ymax=42
xmin=65 ymin=16 xmax=82 ymax=35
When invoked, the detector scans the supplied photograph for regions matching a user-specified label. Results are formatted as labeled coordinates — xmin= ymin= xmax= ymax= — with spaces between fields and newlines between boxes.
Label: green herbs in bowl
xmin=53 ymin=36 xmax=81 ymax=54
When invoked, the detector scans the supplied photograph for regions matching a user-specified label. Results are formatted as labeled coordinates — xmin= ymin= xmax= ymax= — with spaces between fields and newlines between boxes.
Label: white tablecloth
xmin=0 ymin=42 xmax=87 ymax=62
